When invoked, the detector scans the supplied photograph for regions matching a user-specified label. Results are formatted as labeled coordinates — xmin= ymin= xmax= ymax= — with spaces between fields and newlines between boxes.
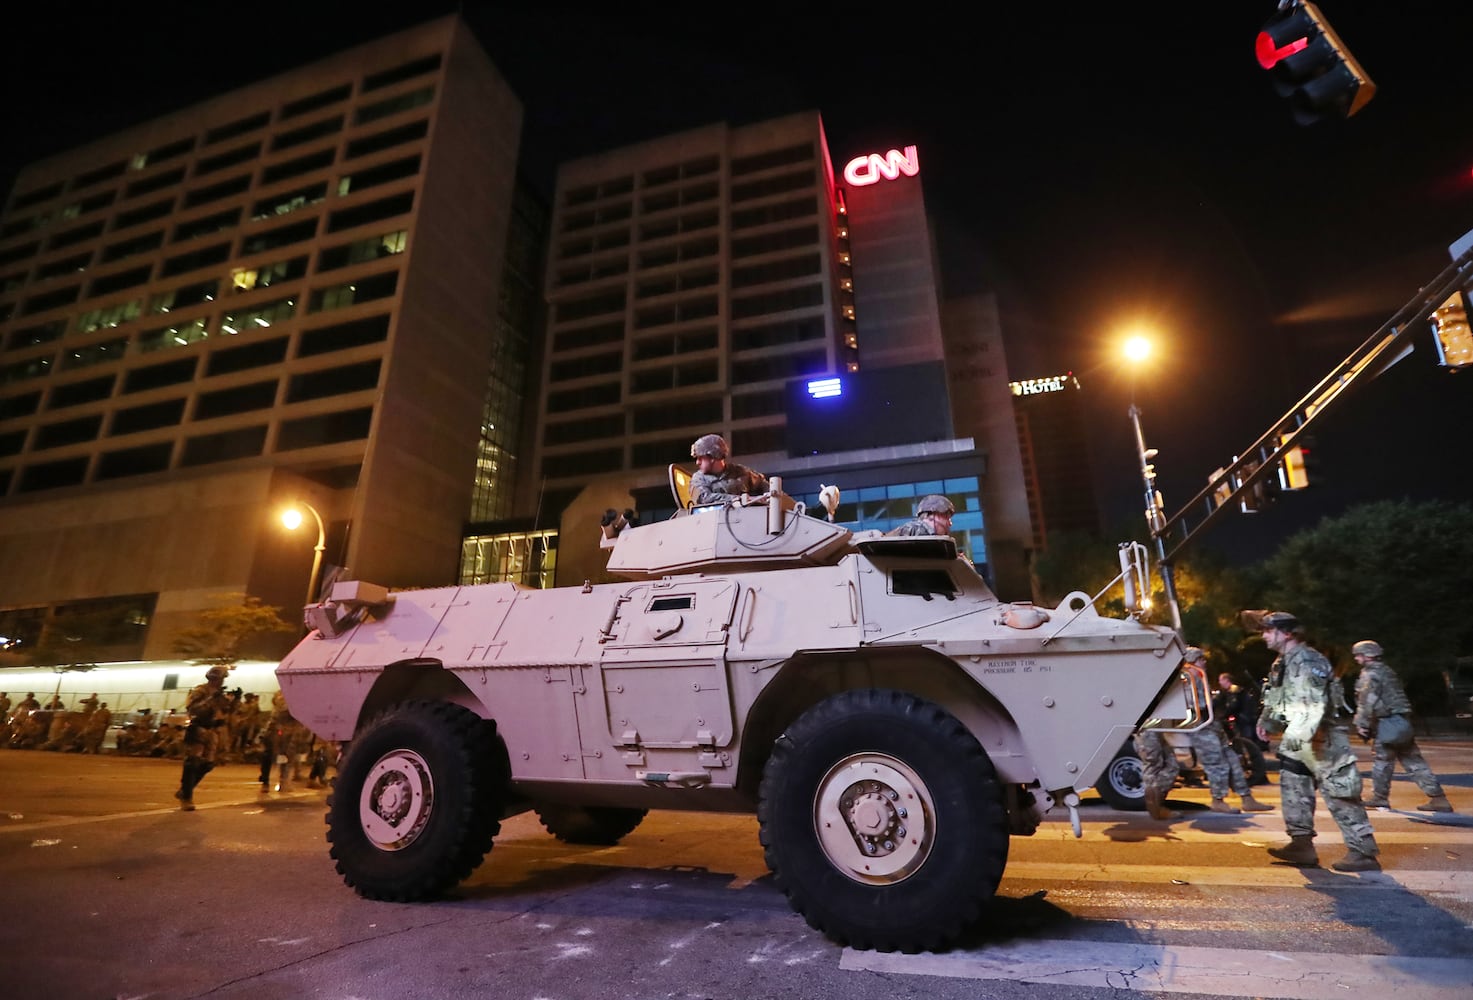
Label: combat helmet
xmin=690 ymin=433 xmax=729 ymax=460
xmin=1182 ymin=646 xmax=1207 ymax=665
xmin=205 ymin=665 xmax=229 ymax=682
xmin=1258 ymin=611 xmax=1300 ymax=634
xmin=916 ymin=494 xmax=956 ymax=516
xmin=1351 ymin=639 xmax=1383 ymax=658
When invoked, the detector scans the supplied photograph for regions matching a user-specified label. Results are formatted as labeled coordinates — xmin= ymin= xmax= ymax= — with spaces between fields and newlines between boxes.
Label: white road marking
xmin=1002 ymin=862 xmax=1473 ymax=899
xmin=841 ymin=940 xmax=1473 ymax=999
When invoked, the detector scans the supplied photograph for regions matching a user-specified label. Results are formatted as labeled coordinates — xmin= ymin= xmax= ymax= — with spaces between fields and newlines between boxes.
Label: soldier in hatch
xmin=687 ymin=434 xmax=769 ymax=505
xmin=1253 ymin=611 xmax=1380 ymax=872
xmin=887 ymin=494 xmax=956 ymax=537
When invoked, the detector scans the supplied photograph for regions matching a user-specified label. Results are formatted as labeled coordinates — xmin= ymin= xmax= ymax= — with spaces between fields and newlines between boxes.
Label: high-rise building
xmin=0 ymin=16 xmax=528 ymax=660
xmin=1009 ymin=373 xmax=1103 ymax=548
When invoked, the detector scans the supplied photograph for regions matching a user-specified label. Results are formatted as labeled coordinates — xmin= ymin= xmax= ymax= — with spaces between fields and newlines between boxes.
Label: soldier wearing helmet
xmin=1179 ymin=647 xmax=1271 ymax=814
xmin=1253 ymin=610 xmax=1381 ymax=872
xmin=886 ymin=494 xmax=956 ymax=537
xmin=687 ymin=434 xmax=769 ymax=506
xmin=1351 ymin=639 xmax=1452 ymax=813
xmin=175 ymin=665 xmax=234 ymax=811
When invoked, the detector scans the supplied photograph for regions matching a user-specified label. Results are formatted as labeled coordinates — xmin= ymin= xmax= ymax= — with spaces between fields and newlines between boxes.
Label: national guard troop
xmin=1351 ymin=639 xmax=1453 ymax=812
xmin=80 ymin=702 xmax=111 ymax=753
xmin=687 ymin=434 xmax=769 ymax=505
xmin=1253 ymin=611 xmax=1381 ymax=872
xmin=175 ymin=666 xmax=234 ymax=810
xmin=1134 ymin=728 xmax=1182 ymax=820
xmin=268 ymin=690 xmax=311 ymax=792
xmin=1182 ymin=647 xmax=1271 ymax=814
xmin=886 ymin=494 xmax=956 ymax=537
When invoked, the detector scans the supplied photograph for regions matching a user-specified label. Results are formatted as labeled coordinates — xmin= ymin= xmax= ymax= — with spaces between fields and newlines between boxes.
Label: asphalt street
xmin=1 ymin=738 xmax=1470 ymax=1000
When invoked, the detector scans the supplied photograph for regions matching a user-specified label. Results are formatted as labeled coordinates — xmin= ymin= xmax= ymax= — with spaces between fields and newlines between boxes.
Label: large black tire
xmin=757 ymin=689 xmax=1009 ymax=953
xmin=327 ymin=700 xmax=507 ymax=901
xmin=1094 ymin=741 xmax=1147 ymax=810
xmin=534 ymin=803 xmax=648 ymax=845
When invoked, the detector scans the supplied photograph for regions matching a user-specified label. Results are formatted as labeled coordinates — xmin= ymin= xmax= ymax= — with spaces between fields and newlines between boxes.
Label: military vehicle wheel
xmin=1095 ymin=741 xmax=1146 ymax=810
xmin=327 ymin=700 xmax=506 ymax=901
xmin=534 ymin=803 xmax=648 ymax=845
xmin=758 ymin=689 xmax=1009 ymax=952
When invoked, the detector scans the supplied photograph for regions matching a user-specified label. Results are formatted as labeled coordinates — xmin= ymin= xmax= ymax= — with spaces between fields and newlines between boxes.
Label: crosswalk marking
xmin=841 ymin=940 xmax=1473 ymax=999
xmin=1002 ymin=861 xmax=1473 ymax=899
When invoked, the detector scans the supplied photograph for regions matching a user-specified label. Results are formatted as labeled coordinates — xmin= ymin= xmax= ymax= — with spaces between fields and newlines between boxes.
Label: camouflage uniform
xmin=176 ymin=670 xmax=233 ymax=809
xmin=888 ymin=516 xmax=940 ymax=537
xmin=1132 ymin=729 xmax=1180 ymax=819
xmin=1353 ymin=657 xmax=1448 ymax=807
xmin=1259 ymin=642 xmax=1378 ymax=859
xmin=688 ymin=461 xmax=768 ymax=505
xmin=1189 ymin=722 xmax=1253 ymax=802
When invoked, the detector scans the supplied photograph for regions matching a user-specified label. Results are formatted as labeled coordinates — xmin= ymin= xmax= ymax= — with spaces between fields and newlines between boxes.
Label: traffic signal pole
xmin=1128 ymin=402 xmax=1183 ymax=633
xmin=1155 ymin=238 xmax=1473 ymax=567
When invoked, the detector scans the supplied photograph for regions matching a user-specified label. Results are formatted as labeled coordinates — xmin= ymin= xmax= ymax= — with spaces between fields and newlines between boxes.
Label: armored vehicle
xmin=277 ymin=478 xmax=1204 ymax=952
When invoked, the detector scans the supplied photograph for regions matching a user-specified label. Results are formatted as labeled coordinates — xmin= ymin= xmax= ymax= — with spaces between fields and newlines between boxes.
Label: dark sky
xmin=5 ymin=2 xmax=1472 ymax=563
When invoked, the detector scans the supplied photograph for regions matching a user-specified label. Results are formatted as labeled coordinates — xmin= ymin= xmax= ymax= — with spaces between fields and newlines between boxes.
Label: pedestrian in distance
xmin=687 ymin=434 xmax=769 ymax=506
xmin=886 ymin=494 xmax=956 ymax=537
xmin=1351 ymin=639 xmax=1453 ymax=813
xmin=175 ymin=665 xmax=234 ymax=811
xmin=1251 ymin=610 xmax=1381 ymax=872
xmin=1182 ymin=647 xmax=1272 ymax=814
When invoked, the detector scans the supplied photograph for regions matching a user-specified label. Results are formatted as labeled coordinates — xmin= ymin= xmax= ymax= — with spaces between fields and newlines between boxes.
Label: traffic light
xmin=1277 ymin=435 xmax=1312 ymax=490
xmin=1256 ymin=1 xmax=1375 ymax=125
xmin=1431 ymin=291 xmax=1472 ymax=370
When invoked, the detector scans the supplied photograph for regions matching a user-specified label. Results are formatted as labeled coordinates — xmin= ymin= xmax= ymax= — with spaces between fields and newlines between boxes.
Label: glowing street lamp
xmin=281 ymin=502 xmax=326 ymax=607
xmin=1121 ymin=334 xmax=1183 ymax=633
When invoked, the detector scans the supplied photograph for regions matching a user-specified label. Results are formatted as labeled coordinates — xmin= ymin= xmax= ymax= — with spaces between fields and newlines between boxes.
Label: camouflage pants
xmin=1133 ymin=730 xmax=1179 ymax=796
xmin=1371 ymin=737 xmax=1444 ymax=800
xmin=183 ymin=724 xmax=223 ymax=765
xmin=1190 ymin=724 xmax=1249 ymax=800
xmin=1278 ymin=724 xmax=1377 ymax=856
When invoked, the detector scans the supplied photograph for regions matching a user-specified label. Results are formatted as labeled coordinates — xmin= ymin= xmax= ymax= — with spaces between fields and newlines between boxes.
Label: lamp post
xmin=281 ymin=502 xmax=326 ymax=607
xmin=1122 ymin=335 xmax=1183 ymax=634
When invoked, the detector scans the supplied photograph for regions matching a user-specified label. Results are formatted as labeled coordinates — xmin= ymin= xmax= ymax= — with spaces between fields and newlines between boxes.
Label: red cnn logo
xmin=843 ymin=145 xmax=920 ymax=186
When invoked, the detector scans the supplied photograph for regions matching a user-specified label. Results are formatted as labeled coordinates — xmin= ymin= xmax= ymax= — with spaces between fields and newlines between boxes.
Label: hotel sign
xmin=843 ymin=145 xmax=920 ymax=186
xmin=1009 ymin=374 xmax=1078 ymax=396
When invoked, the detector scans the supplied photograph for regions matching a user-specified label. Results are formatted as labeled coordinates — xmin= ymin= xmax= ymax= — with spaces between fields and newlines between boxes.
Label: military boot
xmin=1331 ymin=850 xmax=1381 ymax=873
xmin=1208 ymin=798 xmax=1241 ymax=814
xmin=1144 ymin=787 xmax=1180 ymax=820
xmin=1239 ymin=794 xmax=1273 ymax=812
xmin=1416 ymin=795 xmax=1453 ymax=813
xmin=1267 ymin=835 xmax=1319 ymax=866
xmin=1364 ymin=795 xmax=1390 ymax=809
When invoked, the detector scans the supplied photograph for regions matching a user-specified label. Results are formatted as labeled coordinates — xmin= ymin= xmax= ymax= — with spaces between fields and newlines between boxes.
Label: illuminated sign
xmin=807 ymin=377 xmax=843 ymax=399
xmin=842 ymin=145 xmax=920 ymax=187
xmin=1008 ymin=374 xmax=1078 ymax=396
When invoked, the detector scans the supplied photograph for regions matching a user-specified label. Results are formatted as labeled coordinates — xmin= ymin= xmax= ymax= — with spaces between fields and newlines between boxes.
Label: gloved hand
xmin=600 ymin=508 xmax=620 ymax=527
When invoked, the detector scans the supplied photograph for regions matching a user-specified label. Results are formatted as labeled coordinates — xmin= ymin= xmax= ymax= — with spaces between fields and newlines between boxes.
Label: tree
xmin=1259 ymin=499 xmax=1473 ymax=712
xmin=171 ymin=595 xmax=295 ymax=669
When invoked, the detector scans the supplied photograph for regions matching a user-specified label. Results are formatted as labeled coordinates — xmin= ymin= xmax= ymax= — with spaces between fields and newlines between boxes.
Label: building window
xmin=231 ymin=256 xmax=308 ymax=293
xmin=336 ymin=155 xmax=421 ymax=197
xmin=276 ymin=407 xmax=374 ymax=450
xmin=100 ymin=231 xmax=165 ymax=264
xmin=123 ymin=358 xmax=197 ymax=393
xmin=124 ymin=167 xmax=186 ymax=199
xmin=459 ymin=529 xmax=557 ymax=589
xmin=173 ymin=208 xmax=241 ymax=243
xmin=260 ymin=149 xmax=335 ymax=186
xmin=60 ymin=337 xmax=128 ymax=371
xmin=47 ymin=375 xmax=114 ymax=410
xmin=110 ymin=398 xmax=186 ymax=435
xmin=34 ymin=414 xmax=102 ymax=450
xmin=363 ymin=54 xmax=442 ymax=92
xmin=316 ymin=230 xmax=407 ymax=272
xmin=161 ymin=243 xmax=231 ymax=278
xmin=4 ymin=320 xmax=66 ymax=351
xmin=326 ymin=192 xmax=413 ymax=233
xmin=204 ymin=112 xmax=270 ymax=146
xmin=205 ymin=336 xmax=288 ymax=375
xmin=219 ymin=295 xmax=296 ymax=334
xmin=345 ymin=120 xmax=428 ymax=160
xmin=137 ymin=318 xmax=209 ymax=353
xmin=297 ymin=314 xmax=389 ymax=357
xmin=148 ymin=279 xmax=217 ymax=314
xmin=181 ymin=173 xmax=252 ymax=209
xmin=180 ymin=425 xmax=267 ymax=466
xmin=285 ymin=360 xmax=381 ymax=402
xmin=96 ymin=442 xmax=173 ymax=480
xmin=241 ymin=217 xmax=319 ymax=255
xmin=195 ymin=142 xmax=262 ymax=176
xmin=74 ymin=299 xmax=143 ymax=333
xmin=281 ymin=83 xmax=351 ymax=120
xmin=307 ymin=271 xmax=398 ymax=313
xmin=88 ymin=265 xmax=153 ymax=298
xmin=194 ymin=380 xmax=279 ymax=420
xmin=17 ymin=456 xmax=88 ymax=492
xmin=113 ymin=199 xmax=173 ymax=231
xmin=356 ymin=85 xmax=435 ymax=125
xmin=271 ymin=114 xmax=345 ymax=153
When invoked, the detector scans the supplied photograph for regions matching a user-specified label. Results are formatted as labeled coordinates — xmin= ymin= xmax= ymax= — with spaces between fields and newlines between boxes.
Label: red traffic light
xmin=1255 ymin=30 xmax=1308 ymax=70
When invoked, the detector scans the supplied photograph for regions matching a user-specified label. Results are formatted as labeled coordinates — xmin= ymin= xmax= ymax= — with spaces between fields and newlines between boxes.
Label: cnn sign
xmin=843 ymin=145 xmax=919 ymax=187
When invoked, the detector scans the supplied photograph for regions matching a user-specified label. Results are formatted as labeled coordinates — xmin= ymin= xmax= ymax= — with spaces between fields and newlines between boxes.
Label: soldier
xmin=687 ymin=434 xmax=769 ymax=505
xmin=0 ymin=692 xmax=11 ymax=721
xmin=1351 ymin=640 xmax=1453 ymax=813
xmin=79 ymin=692 xmax=100 ymax=715
xmin=81 ymin=702 xmax=112 ymax=753
xmin=1182 ymin=648 xmax=1271 ymax=814
xmin=268 ymin=690 xmax=311 ymax=792
xmin=1253 ymin=611 xmax=1381 ymax=872
xmin=13 ymin=692 xmax=40 ymax=721
xmin=175 ymin=666 xmax=234 ymax=811
xmin=887 ymin=494 xmax=956 ymax=537
xmin=1133 ymin=729 xmax=1181 ymax=820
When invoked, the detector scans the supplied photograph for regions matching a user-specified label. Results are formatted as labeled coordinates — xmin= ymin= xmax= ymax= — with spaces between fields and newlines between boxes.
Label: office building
xmin=0 ymin=16 xmax=526 ymax=661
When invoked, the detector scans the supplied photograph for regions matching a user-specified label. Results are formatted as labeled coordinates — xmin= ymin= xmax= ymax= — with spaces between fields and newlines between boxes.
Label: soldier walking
xmin=1133 ymin=729 xmax=1181 ymax=820
xmin=1183 ymin=647 xmax=1272 ymax=814
xmin=1351 ymin=640 xmax=1453 ymax=812
xmin=1253 ymin=611 xmax=1381 ymax=872
xmin=175 ymin=666 xmax=234 ymax=811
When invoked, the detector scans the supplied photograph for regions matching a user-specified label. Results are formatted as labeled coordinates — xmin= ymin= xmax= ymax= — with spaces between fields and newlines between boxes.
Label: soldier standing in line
xmin=175 ymin=666 xmax=234 ymax=811
xmin=1133 ymin=729 xmax=1181 ymax=820
xmin=81 ymin=702 xmax=112 ymax=753
xmin=79 ymin=692 xmax=100 ymax=715
xmin=1183 ymin=647 xmax=1272 ymax=814
xmin=1253 ymin=611 xmax=1381 ymax=872
xmin=13 ymin=692 xmax=41 ymax=721
xmin=1351 ymin=640 xmax=1454 ymax=812
xmin=687 ymin=434 xmax=769 ymax=505
xmin=886 ymin=494 xmax=957 ymax=537
xmin=0 ymin=692 xmax=12 ymax=720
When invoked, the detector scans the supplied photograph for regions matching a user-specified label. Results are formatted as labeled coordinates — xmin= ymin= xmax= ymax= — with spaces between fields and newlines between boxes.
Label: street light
xmin=281 ymin=502 xmax=326 ymax=607
xmin=1121 ymin=334 xmax=1183 ymax=634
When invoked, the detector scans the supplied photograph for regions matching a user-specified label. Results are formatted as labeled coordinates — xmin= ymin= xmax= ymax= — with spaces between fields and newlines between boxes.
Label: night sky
xmin=5 ymin=2 xmax=1471 ymax=563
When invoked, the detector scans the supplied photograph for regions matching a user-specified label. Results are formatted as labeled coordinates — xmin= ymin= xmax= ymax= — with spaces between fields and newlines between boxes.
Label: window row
xmin=1 ymin=405 xmax=376 ymax=495
xmin=5 ymin=53 xmax=440 ymax=213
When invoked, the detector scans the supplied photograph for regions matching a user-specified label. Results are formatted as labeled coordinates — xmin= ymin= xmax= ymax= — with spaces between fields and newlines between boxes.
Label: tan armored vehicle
xmin=277 ymin=478 xmax=1203 ymax=952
